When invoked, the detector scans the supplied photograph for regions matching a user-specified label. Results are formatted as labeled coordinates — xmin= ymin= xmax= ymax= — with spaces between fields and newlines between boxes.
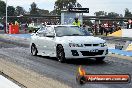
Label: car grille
xmin=71 ymin=50 xmax=79 ymax=56
xmin=84 ymin=44 xmax=92 ymax=46
xmin=80 ymin=50 xmax=104 ymax=56
xmin=84 ymin=44 xmax=100 ymax=47
xmin=93 ymin=44 xmax=99 ymax=46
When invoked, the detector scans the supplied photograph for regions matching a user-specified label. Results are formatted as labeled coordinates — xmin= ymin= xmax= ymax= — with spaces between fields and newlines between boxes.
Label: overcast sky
xmin=2 ymin=0 xmax=132 ymax=16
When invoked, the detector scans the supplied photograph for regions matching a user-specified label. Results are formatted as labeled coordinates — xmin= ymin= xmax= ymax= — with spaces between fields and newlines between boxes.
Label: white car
xmin=30 ymin=25 xmax=108 ymax=63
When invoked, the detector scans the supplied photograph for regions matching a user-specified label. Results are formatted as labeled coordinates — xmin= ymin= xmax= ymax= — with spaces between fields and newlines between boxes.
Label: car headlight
xmin=69 ymin=43 xmax=83 ymax=47
xmin=100 ymin=43 xmax=107 ymax=47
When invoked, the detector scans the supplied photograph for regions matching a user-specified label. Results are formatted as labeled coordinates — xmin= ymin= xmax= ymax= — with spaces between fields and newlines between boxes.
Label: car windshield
xmin=55 ymin=26 xmax=90 ymax=37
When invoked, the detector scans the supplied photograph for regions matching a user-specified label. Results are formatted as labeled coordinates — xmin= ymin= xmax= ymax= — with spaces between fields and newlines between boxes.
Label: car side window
xmin=45 ymin=27 xmax=54 ymax=36
xmin=36 ymin=27 xmax=47 ymax=37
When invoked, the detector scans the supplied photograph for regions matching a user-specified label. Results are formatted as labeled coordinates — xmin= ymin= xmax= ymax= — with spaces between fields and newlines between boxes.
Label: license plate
xmin=89 ymin=49 xmax=98 ymax=52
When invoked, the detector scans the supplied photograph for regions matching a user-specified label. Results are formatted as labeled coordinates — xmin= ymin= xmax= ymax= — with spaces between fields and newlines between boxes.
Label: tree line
xmin=0 ymin=0 xmax=132 ymax=17
xmin=0 ymin=0 xmax=25 ymax=16
xmin=0 ymin=0 xmax=132 ymax=21
xmin=0 ymin=0 xmax=50 ymax=16
xmin=94 ymin=9 xmax=132 ymax=18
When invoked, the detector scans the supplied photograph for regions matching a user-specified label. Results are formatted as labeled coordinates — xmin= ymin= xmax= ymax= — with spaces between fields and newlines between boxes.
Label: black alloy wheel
xmin=56 ymin=45 xmax=66 ymax=63
xmin=31 ymin=44 xmax=38 ymax=56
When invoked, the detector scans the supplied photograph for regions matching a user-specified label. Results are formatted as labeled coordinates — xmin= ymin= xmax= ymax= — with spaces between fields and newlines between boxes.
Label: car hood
xmin=56 ymin=36 xmax=105 ymax=44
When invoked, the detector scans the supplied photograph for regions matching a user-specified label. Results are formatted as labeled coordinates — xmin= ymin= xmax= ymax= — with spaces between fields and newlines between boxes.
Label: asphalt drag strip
xmin=0 ymin=38 xmax=132 ymax=88
xmin=0 ymin=58 xmax=71 ymax=88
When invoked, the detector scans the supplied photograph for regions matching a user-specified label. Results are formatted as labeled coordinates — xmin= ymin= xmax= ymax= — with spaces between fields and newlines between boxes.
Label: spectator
xmin=47 ymin=22 xmax=51 ymax=25
xmin=94 ymin=24 xmax=98 ymax=35
xmin=72 ymin=17 xmax=81 ymax=27
xmin=127 ymin=23 xmax=129 ymax=29
xmin=100 ymin=24 xmax=104 ymax=35
xmin=24 ymin=23 xmax=28 ymax=33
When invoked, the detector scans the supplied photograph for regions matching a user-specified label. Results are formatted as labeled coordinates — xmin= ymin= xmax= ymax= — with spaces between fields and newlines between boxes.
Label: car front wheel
xmin=56 ymin=45 xmax=66 ymax=63
xmin=31 ymin=44 xmax=38 ymax=56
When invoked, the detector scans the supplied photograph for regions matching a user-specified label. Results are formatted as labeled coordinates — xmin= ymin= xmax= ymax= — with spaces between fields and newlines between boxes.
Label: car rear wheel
xmin=95 ymin=57 xmax=105 ymax=62
xmin=31 ymin=44 xmax=38 ymax=56
xmin=56 ymin=45 xmax=66 ymax=63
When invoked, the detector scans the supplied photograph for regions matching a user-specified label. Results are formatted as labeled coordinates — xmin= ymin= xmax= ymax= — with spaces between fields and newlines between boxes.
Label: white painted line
xmin=0 ymin=75 xmax=21 ymax=88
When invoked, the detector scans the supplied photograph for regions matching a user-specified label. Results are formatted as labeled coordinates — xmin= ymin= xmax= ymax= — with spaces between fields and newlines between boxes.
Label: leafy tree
xmin=38 ymin=9 xmax=50 ymax=15
xmin=124 ymin=8 xmax=132 ymax=17
xmin=107 ymin=12 xmax=119 ymax=18
xmin=54 ymin=0 xmax=78 ymax=15
xmin=0 ymin=0 xmax=6 ymax=16
xmin=15 ymin=6 xmax=25 ymax=16
xmin=30 ymin=2 xmax=39 ymax=15
xmin=7 ymin=6 xmax=15 ymax=16
xmin=50 ymin=10 xmax=57 ymax=15
xmin=94 ymin=11 xmax=107 ymax=16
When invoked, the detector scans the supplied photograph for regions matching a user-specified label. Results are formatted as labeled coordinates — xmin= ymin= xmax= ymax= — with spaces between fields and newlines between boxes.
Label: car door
xmin=34 ymin=28 xmax=47 ymax=53
xmin=43 ymin=27 xmax=56 ymax=56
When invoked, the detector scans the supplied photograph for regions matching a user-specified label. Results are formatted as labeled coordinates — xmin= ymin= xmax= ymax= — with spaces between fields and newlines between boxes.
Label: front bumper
xmin=64 ymin=46 xmax=108 ymax=59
